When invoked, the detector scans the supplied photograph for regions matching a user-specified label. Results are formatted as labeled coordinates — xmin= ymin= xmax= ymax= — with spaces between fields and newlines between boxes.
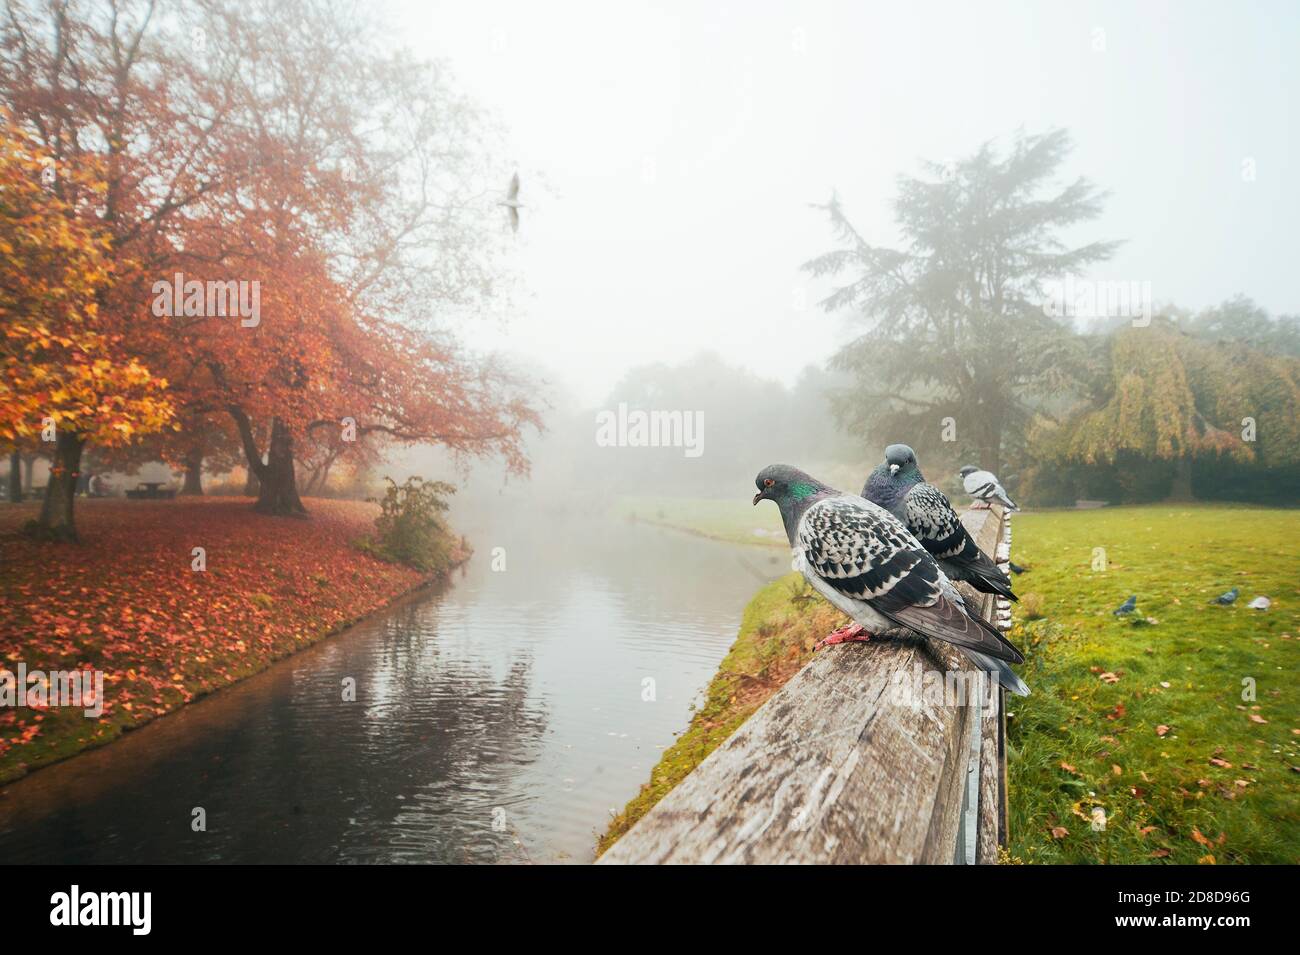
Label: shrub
xmin=361 ymin=476 xmax=456 ymax=573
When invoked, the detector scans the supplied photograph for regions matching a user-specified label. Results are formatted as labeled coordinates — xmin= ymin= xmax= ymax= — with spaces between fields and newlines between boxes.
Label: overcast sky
xmin=401 ymin=0 xmax=1299 ymax=405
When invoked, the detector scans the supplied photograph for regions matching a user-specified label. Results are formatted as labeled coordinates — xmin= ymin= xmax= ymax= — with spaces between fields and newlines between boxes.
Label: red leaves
xmin=0 ymin=499 xmax=427 ymax=768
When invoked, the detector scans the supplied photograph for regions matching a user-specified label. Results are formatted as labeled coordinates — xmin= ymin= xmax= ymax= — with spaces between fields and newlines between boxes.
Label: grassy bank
xmin=0 ymin=497 xmax=464 ymax=784
xmin=600 ymin=503 xmax=1300 ymax=863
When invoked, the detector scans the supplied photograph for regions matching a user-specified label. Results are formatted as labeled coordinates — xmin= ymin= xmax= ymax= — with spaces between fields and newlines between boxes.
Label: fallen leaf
xmin=1156 ymin=724 xmax=1170 ymax=737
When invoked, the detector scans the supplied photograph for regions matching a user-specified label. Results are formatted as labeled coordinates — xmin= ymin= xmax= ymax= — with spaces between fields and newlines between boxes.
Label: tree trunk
xmin=34 ymin=432 xmax=84 ymax=541
xmin=243 ymin=470 xmax=260 ymax=497
xmin=7 ymin=450 xmax=20 ymax=503
xmin=1168 ymin=456 xmax=1194 ymax=501
xmin=255 ymin=418 xmax=307 ymax=516
xmin=180 ymin=446 xmax=204 ymax=495
xmin=22 ymin=454 xmax=34 ymax=492
xmin=229 ymin=408 xmax=307 ymax=516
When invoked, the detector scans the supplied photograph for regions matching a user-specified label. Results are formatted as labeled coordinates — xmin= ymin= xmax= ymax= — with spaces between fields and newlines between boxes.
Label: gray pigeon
xmin=1113 ymin=594 xmax=1137 ymax=616
xmin=959 ymin=465 xmax=1019 ymax=511
xmin=1248 ymin=596 xmax=1270 ymax=610
xmin=500 ymin=172 xmax=522 ymax=232
xmin=1211 ymin=587 xmax=1239 ymax=605
xmin=754 ymin=464 xmax=1028 ymax=696
xmin=861 ymin=444 xmax=1016 ymax=602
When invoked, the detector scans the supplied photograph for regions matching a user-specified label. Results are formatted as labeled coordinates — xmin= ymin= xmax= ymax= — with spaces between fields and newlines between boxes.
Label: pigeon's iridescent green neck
xmin=790 ymin=481 xmax=818 ymax=500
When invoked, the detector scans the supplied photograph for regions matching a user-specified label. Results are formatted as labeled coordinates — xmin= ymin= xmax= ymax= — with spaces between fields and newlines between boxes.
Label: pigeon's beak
xmin=889 ymin=463 xmax=900 ymax=475
xmin=752 ymin=491 xmax=763 ymax=506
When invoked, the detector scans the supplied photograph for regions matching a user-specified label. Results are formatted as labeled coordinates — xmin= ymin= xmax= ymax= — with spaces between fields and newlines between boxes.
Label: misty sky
xmin=403 ymin=0 xmax=1299 ymax=405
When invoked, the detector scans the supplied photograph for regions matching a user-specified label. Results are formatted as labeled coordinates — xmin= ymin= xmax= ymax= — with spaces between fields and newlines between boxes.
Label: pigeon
xmin=1113 ymin=595 xmax=1137 ymax=616
xmin=754 ymin=464 xmax=1029 ymax=696
xmin=1008 ymin=561 xmax=1027 ymax=575
xmin=1248 ymin=596 xmax=1270 ymax=611
xmin=861 ymin=444 xmax=1016 ymax=602
xmin=499 ymin=172 xmax=522 ymax=233
xmin=1211 ymin=587 xmax=1239 ymax=605
xmin=958 ymin=465 xmax=1020 ymax=511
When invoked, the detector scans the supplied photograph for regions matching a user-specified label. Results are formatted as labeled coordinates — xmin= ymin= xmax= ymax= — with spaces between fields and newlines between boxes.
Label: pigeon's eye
xmin=763 ymin=479 xmax=775 ymax=488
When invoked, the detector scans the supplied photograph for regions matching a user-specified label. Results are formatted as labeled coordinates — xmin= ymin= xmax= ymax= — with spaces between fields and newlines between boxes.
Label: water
xmin=0 ymin=507 xmax=787 ymax=863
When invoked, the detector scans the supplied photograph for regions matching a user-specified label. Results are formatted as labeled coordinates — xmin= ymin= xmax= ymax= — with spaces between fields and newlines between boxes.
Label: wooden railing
xmin=599 ymin=506 xmax=1012 ymax=865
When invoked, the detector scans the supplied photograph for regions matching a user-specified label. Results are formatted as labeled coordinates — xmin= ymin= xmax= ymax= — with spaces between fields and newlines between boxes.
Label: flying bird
xmin=1211 ymin=587 xmax=1239 ymax=605
xmin=754 ymin=464 xmax=1029 ymax=695
xmin=861 ymin=444 xmax=1016 ymax=602
xmin=1113 ymin=595 xmax=1137 ymax=616
xmin=500 ymin=172 xmax=522 ymax=233
xmin=959 ymin=465 xmax=1020 ymax=511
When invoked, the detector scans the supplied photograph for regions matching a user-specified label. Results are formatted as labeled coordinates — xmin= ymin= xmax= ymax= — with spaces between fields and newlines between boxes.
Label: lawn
xmin=599 ymin=501 xmax=1300 ymax=864
xmin=1005 ymin=505 xmax=1300 ymax=864
xmin=0 ymin=497 xmax=456 ymax=784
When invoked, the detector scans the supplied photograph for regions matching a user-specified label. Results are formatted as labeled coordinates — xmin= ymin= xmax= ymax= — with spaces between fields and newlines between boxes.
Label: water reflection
xmin=0 ymin=506 xmax=785 ymax=863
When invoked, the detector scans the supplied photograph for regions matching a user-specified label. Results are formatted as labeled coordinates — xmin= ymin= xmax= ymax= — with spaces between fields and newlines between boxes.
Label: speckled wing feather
xmin=903 ymin=482 xmax=967 ymax=559
xmin=904 ymin=482 xmax=1016 ymax=600
xmin=797 ymin=497 xmax=1022 ymax=663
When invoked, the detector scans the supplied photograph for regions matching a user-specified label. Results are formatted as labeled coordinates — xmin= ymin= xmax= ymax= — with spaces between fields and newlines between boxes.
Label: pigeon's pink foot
xmin=815 ymin=623 xmax=871 ymax=650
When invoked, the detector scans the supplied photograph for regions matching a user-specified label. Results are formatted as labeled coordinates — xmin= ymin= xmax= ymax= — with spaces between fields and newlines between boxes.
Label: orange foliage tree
xmin=2 ymin=0 xmax=538 ymax=527
xmin=0 ymin=119 xmax=172 ymax=539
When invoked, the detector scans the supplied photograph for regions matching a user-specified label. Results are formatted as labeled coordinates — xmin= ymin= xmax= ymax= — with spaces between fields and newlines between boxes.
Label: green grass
xmin=614 ymin=495 xmax=788 ymax=549
xmin=601 ymin=501 xmax=1300 ymax=864
xmin=1006 ymin=505 xmax=1300 ymax=864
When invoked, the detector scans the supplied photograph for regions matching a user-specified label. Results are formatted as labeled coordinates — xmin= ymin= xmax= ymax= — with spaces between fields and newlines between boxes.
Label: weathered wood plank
xmin=600 ymin=507 xmax=1009 ymax=865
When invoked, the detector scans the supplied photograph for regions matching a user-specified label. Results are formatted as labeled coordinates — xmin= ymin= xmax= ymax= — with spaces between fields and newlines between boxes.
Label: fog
xmin=405 ymin=0 xmax=1298 ymax=405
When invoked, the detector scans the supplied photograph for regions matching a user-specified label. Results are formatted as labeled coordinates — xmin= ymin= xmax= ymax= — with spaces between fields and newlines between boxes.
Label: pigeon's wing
xmin=509 ymin=206 xmax=519 ymax=233
xmin=798 ymin=497 xmax=1022 ymax=663
xmin=905 ymin=483 xmax=1015 ymax=599
xmin=507 ymin=172 xmax=520 ymax=200
xmin=904 ymin=482 xmax=967 ymax=559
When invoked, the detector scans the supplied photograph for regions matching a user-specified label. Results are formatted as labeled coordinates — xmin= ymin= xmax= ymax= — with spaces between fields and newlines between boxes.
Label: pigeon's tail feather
xmin=997 ymin=492 xmax=1020 ymax=512
xmin=967 ymin=650 xmax=1030 ymax=697
xmin=946 ymin=551 xmax=1018 ymax=602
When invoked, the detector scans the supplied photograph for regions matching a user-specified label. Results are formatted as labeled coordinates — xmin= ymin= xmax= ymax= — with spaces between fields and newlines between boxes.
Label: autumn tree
xmin=805 ymin=129 xmax=1117 ymax=475
xmin=3 ymin=0 xmax=538 ymax=522
xmin=0 ymin=119 xmax=172 ymax=539
xmin=1026 ymin=320 xmax=1300 ymax=503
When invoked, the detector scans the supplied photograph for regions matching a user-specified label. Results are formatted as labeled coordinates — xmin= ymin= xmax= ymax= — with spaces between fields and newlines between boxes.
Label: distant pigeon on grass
xmin=754 ymin=463 xmax=1028 ymax=695
xmin=1113 ymin=595 xmax=1137 ymax=617
xmin=861 ymin=444 xmax=1016 ymax=602
xmin=959 ymin=465 xmax=1019 ymax=511
xmin=500 ymin=172 xmax=522 ymax=232
xmin=1211 ymin=587 xmax=1240 ymax=605
xmin=1008 ymin=561 xmax=1027 ymax=575
xmin=1248 ymin=596 xmax=1271 ymax=610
